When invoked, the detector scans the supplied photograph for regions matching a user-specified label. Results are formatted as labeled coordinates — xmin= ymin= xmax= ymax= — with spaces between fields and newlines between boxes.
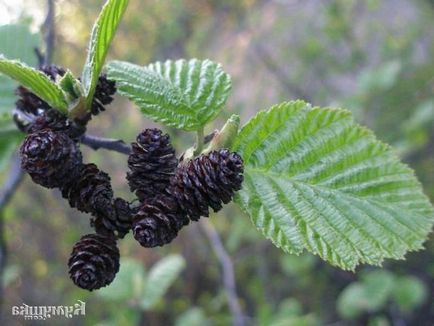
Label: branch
xmin=199 ymin=219 xmax=245 ymax=326
xmin=0 ymin=154 xmax=24 ymax=311
xmin=42 ymin=0 xmax=55 ymax=65
xmin=0 ymin=155 xmax=24 ymax=210
xmin=81 ymin=134 xmax=132 ymax=155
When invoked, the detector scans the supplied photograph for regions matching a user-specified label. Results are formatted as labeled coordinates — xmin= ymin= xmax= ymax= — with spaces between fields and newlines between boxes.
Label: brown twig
xmin=81 ymin=134 xmax=132 ymax=155
xmin=42 ymin=0 xmax=55 ymax=65
xmin=0 ymin=153 xmax=24 ymax=310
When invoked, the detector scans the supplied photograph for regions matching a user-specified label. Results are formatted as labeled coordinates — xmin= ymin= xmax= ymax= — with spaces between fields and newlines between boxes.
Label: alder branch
xmin=199 ymin=219 xmax=245 ymax=326
xmin=0 ymin=154 xmax=24 ymax=311
xmin=0 ymin=155 xmax=24 ymax=210
xmin=81 ymin=134 xmax=132 ymax=155
xmin=81 ymin=131 xmax=217 ymax=156
xmin=42 ymin=0 xmax=55 ymax=65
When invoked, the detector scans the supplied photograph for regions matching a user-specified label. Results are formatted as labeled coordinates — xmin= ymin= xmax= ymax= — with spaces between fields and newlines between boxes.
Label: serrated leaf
xmin=82 ymin=0 xmax=129 ymax=109
xmin=0 ymin=24 xmax=40 ymax=114
xmin=140 ymin=254 xmax=186 ymax=310
xmin=107 ymin=59 xmax=231 ymax=131
xmin=232 ymin=101 xmax=434 ymax=270
xmin=0 ymin=57 xmax=67 ymax=113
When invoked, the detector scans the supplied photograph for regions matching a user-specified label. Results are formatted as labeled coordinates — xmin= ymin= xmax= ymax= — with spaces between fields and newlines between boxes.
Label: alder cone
xmin=170 ymin=149 xmax=244 ymax=221
xmin=61 ymin=163 xmax=113 ymax=215
xmin=132 ymin=194 xmax=189 ymax=248
xmin=90 ymin=74 xmax=116 ymax=115
xmin=27 ymin=109 xmax=85 ymax=139
xmin=68 ymin=233 xmax=120 ymax=291
xmin=39 ymin=64 xmax=66 ymax=81
xmin=20 ymin=129 xmax=82 ymax=188
xmin=92 ymin=198 xmax=134 ymax=239
xmin=127 ymin=129 xmax=178 ymax=201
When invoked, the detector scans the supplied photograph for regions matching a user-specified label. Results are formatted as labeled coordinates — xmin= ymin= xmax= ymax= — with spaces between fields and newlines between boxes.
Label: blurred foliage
xmin=0 ymin=24 xmax=38 ymax=173
xmin=1 ymin=0 xmax=434 ymax=325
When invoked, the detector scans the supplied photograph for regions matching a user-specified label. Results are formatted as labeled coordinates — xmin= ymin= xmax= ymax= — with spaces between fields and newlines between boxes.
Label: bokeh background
xmin=0 ymin=0 xmax=434 ymax=325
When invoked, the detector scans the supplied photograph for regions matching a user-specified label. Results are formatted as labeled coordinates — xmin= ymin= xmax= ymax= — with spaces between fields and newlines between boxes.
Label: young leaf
xmin=232 ymin=101 xmax=434 ymax=271
xmin=107 ymin=59 xmax=231 ymax=131
xmin=140 ymin=254 xmax=186 ymax=310
xmin=0 ymin=58 xmax=68 ymax=113
xmin=82 ymin=0 xmax=129 ymax=109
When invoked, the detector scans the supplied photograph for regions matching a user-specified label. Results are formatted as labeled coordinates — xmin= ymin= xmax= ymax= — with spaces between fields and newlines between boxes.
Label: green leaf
xmin=0 ymin=24 xmax=40 ymax=114
xmin=107 ymin=59 xmax=231 ymax=131
xmin=140 ymin=254 xmax=186 ymax=310
xmin=337 ymin=270 xmax=395 ymax=319
xmin=82 ymin=0 xmax=129 ymax=109
xmin=360 ymin=270 xmax=395 ymax=309
xmin=97 ymin=258 xmax=146 ymax=301
xmin=232 ymin=100 xmax=434 ymax=270
xmin=175 ymin=308 xmax=209 ymax=326
xmin=58 ymin=70 xmax=82 ymax=101
xmin=0 ymin=57 xmax=67 ymax=113
xmin=337 ymin=283 xmax=367 ymax=319
xmin=391 ymin=276 xmax=427 ymax=312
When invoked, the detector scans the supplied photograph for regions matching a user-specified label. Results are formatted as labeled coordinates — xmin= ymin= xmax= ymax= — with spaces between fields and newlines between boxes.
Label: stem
xmin=199 ymin=220 xmax=245 ymax=326
xmin=0 ymin=153 xmax=24 ymax=312
xmin=193 ymin=128 xmax=205 ymax=156
xmin=81 ymin=134 xmax=132 ymax=155
xmin=42 ymin=0 xmax=55 ymax=66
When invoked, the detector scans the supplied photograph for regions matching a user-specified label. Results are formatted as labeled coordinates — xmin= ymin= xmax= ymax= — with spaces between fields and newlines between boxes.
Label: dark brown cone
xmin=132 ymin=194 xmax=189 ymax=248
xmin=170 ymin=149 xmax=244 ymax=221
xmin=20 ymin=129 xmax=82 ymax=188
xmin=90 ymin=74 xmax=116 ymax=115
xmin=39 ymin=64 xmax=66 ymax=81
xmin=68 ymin=233 xmax=119 ymax=291
xmin=61 ymin=163 xmax=113 ymax=215
xmin=91 ymin=198 xmax=134 ymax=239
xmin=27 ymin=109 xmax=86 ymax=139
xmin=127 ymin=129 xmax=178 ymax=201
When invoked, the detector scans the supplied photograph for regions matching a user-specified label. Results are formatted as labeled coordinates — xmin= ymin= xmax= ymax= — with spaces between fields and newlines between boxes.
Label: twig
xmin=199 ymin=219 xmax=245 ymax=326
xmin=81 ymin=134 xmax=132 ymax=155
xmin=0 ymin=154 xmax=24 ymax=310
xmin=42 ymin=0 xmax=55 ymax=66
xmin=0 ymin=155 xmax=24 ymax=210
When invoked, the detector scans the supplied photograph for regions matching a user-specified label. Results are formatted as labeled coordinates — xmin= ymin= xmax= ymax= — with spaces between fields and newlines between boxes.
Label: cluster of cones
xmin=16 ymin=65 xmax=244 ymax=291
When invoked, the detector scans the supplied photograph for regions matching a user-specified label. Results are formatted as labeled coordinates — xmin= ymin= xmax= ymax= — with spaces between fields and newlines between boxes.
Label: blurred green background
xmin=0 ymin=0 xmax=434 ymax=325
